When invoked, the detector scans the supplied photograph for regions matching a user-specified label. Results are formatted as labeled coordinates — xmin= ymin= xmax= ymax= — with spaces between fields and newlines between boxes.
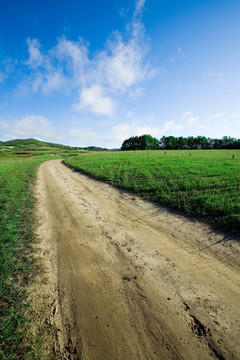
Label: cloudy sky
xmin=0 ymin=0 xmax=240 ymax=147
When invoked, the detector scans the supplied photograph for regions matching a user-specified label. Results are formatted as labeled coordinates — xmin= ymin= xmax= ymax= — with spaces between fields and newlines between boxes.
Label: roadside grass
xmin=64 ymin=150 xmax=240 ymax=235
xmin=0 ymin=153 xmax=52 ymax=359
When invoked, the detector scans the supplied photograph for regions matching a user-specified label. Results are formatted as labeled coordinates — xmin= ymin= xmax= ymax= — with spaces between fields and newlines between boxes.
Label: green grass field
xmin=64 ymin=150 xmax=240 ymax=235
xmin=0 ymin=153 xmax=52 ymax=359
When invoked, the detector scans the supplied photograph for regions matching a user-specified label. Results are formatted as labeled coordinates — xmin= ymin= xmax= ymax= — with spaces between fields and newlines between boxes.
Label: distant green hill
xmin=3 ymin=138 xmax=74 ymax=149
xmin=1 ymin=138 xmax=113 ymax=151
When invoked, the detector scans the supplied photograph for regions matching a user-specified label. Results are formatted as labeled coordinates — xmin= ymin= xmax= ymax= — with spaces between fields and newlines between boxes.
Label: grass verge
xmin=64 ymin=150 xmax=240 ymax=235
xmin=0 ymin=154 xmax=52 ymax=359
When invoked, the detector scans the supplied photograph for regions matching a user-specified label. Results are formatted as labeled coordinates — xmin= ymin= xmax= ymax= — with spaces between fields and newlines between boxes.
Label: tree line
xmin=121 ymin=135 xmax=240 ymax=151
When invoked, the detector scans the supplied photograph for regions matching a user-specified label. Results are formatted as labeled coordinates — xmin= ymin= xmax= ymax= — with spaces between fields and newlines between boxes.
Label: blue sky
xmin=1 ymin=0 xmax=240 ymax=147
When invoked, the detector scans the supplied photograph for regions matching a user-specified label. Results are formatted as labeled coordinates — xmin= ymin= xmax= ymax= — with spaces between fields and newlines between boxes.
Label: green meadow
xmin=65 ymin=150 xmax=240 ymax=235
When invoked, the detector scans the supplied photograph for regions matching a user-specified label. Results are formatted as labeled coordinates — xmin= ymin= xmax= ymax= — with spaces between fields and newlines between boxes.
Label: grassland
xmin=0 ymin=152 xmax=53 ymax=359
xmin=64 ymin=150 xmax=240 ymax=235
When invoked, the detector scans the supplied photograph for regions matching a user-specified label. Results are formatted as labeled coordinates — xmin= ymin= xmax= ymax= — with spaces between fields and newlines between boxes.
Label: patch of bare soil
xmin=32 ymin=159 xmax=240 ymax=359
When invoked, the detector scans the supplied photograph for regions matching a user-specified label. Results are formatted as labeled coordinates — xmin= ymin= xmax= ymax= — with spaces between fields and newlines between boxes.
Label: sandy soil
xmin=33 ymin=159 xmax=240 ymax=360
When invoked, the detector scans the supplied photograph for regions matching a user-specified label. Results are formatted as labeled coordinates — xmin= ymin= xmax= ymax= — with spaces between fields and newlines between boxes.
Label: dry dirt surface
xmin=33 ymin=159 xmax=240 ymax=360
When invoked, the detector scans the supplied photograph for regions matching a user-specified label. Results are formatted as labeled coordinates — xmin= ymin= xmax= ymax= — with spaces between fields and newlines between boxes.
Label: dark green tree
xmin=121 ymin=135 xmax=158 ymax=151
xmin=177 ymin=136 xmax=187 ymax=149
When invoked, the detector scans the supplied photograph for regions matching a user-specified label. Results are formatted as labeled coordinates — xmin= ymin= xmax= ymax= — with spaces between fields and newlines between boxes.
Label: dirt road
xmin=34 ymin=159 xmax=240 ymax=359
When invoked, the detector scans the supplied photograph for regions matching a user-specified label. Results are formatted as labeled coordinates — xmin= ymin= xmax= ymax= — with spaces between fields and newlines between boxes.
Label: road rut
xmin=34 ymin=160 xmax=240 ymax=359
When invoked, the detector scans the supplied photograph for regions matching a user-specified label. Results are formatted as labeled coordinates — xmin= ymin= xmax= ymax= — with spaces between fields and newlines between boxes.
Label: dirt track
xmin=34 ymin=159 xmax=240 ymax=359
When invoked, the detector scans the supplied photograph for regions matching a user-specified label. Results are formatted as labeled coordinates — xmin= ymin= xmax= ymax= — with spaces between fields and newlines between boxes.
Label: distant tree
xmin=121 ymin=135 xmax=158 ymax=151
xmin=122 ymin=134 xmax=240 ymax=151
xmin=177 ymin=136 xmax=187 ymax=149
xmin=207 ymin=137 xmax=214 ymax=149
xmin=201 ymin=136 xmax=208 ymax=149
xmin=158 ymin=136 xmax=166 ymax=149
xmin=121 ymin=136 xmax=139 ymax=150
xmin=213 ymin=138 xmax=223 ymax=149
xmin=221 ymin=136 xmax=237 ymax=149
xmin=186 ymin=136 xmax=195 ymax=149
xmin=138 ymin=135 xmax=158 ymax=150
xmin=163 ymin=136 xmax=177 ymax=150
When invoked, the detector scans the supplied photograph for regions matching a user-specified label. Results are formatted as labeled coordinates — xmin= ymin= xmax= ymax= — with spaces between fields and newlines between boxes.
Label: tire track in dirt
xmin=33 ymin=160 xmax=240 ymax=359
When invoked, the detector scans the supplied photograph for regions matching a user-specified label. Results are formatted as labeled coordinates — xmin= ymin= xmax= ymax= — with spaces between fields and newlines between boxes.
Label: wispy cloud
xmin=177 ymin=45 xmax=186 ymax=58
xmin=209 ymin=111 xmax=240 ymax=124
xmin=25 ymin=38 xmax=44 ymax=68
xmin=181 ymin=111 xmax=198 ymax=124
xmin=190 ymin=82 xmax=198 ymax=89
xmin=169 ymin=45 xmax=186 ymax=63
xmin=134 ymin=0 xmax=146 ymax=17
xmin=161 ymin=120 xmax=183 ymax=132
xmin=0 ymin=70 xmax=6 ymax=83
xmin=209 ymin=112 xmax=225 ymax=121
xmin=0 ymin=56 xmax=16 ymax=83
xmin=203 ymin=67 xmax=224 ymax=82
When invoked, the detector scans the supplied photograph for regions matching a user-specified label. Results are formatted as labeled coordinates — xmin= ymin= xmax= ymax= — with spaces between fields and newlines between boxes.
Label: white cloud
xmin=18 ymin=66 xmax=68 ymax=96
xmin=134 ymin=0 xmax=146 ymax=17
xmin=26 ymin=38 xmax=44 ymax=68
xmin=0 ymin=70 xmax=6 ymax=83
xmin=17 ymin=74 xmax=43 ymax=95
xmin=111 ymin=123 xmax=132 ymax=143
xmin=208 ymin=111 xmax=240 ymax=131
xmin=42 ymin=71 xmax=67 ymax=94
xmin=190 ymin=82 xmax=198 ymax=89
xmin=54 ymin=37 xmax=89 ymax=86
xmin=186 ymin=117 xmax=198 ymax=125
xmin=67 ymin=128 xmax=99 ymax=145
xmin=181 ymin=111 xmax=198 ymax=124
xmin=0 ymin=57 xmax=16 ymax=83
xmin=169 ymin=45 xmax=186 ymax=63
xmin=209 ymin=112 xmax=225 ymax=121
xmin=99 ymin=30 xmax=149 ymax=93
xmin=0 ymin=115 xmax=54 ymax=140
xmin=203 ymin=67 xmax=212 ymax=78
xmin=231 ymin=111 xmax=240 ymax=119
xmin=161 ymin=120 xmax=183 ymax=132
xmin=203 ymin=68 xmax=224 ymax=82
xmin=19 ymin=9 xmax=153 ymax=116
xmin=73 ymin=85 xmax=115 ymax=116
xmin=119 ymin=7 xmax=129 ymax=18
xmin=177 ymin=45 xmax=186 ymax=59
xmin=215 ymin=72 xmax=224 ymax=82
